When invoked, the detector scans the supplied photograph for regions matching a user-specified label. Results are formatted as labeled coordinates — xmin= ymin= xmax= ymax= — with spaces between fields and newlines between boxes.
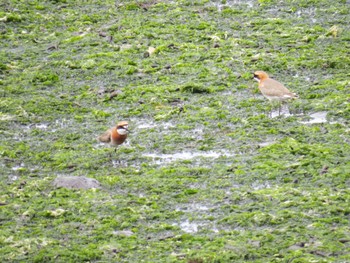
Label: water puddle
xmin=12 ymin=163 xmax=25 ymax=171
xmin=258 ymin=141 xmax=276 ymax=148
xmin=270 ymin=110 xmax=330 ymax=124
xmin=252 ymin=181 xmax=271 ymax=190
xmin=176 ymin=203 xmax=210 ymax=212
xmin=25 ymin=119 xmax=72 ymax=132
xmin=300 ymin=111 xmax=328 ymax=124
xmin=133 ymin=119 xmax=175 ymax=130
xmin=175 ymin=220 xmax=199 ymax=233
xmin=173 ymin=220 xmax=218 ymax=233
xmin=209 ymin=0 xmax=254 ymax=11
xmin=34 ymin=123 xmax=49 ymax=130
xmin=9 ymin=164 xmax=25 ymax=181
xmin=144 ymin=150 xmax=235 ymax=164
xmin=26 ymin=123 xmax=50 ymax=130
xmin=270 ymin=105 xmax=293 ymax=118
xmin=295 ymin=7 xmax=317 ymax=19
xmin=111 ymin=159 xmax=130 ymax=168
xmin=270 ymin=110 xmax=292 ymax=118
xmin=0 ymin=114 xmax=15 ymax=121
xmin=136 ymin=123 xmax=154 ymax=129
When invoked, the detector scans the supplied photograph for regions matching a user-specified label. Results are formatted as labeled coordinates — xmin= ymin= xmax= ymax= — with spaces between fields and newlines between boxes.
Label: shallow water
xmin=176 ymin=203 xmax=210 ymax=212
xmin=12 ymin=163 xmax=24 ymax=171
xmin=144 ymin=150 xmax=235 ymax=164
xmin=251 ymin=181 xmax=271 ymax=190
xmin=173 ymin=220 xmax=218 ymax=233
xmin=175 ymin=220 xmax=199 ymax=233
xmin=209 ymin=0 xmax=254 ymax=11
xmin=133 ymin=118 xmax=175 ymax=130
xmin=300 ymin=111 xmax=328 ymax=124
xmin=270 ymin=104 xmax=292 ymax=118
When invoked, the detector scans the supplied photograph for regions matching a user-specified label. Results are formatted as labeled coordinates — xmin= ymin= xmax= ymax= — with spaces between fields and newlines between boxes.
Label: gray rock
xmin=53 ymin=176 xmax=101 ymax=189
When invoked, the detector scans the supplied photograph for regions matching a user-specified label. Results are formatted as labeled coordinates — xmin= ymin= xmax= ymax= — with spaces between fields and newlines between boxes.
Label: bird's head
xmin=253 ymin=71 xmax=269 ymax=82
xmin=116 ymin=121 xmax=130 ymax=135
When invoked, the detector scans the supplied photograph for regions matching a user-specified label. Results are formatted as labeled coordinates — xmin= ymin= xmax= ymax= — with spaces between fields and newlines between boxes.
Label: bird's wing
xmin=262 ymin=79 xmax=297 ymax=98
xmin=98 ymin=130 xmax=111 ymax=143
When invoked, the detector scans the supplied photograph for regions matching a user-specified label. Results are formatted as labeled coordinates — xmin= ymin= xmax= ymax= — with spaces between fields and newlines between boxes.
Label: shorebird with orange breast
xmin=98 ymin=121 xmax=130 ymax=152
xmin=253 ymin=71 xmax=298 ymax=115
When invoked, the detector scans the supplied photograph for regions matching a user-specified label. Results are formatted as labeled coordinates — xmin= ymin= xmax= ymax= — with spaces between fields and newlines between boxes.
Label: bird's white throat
xmin=254 ymin=77 xmax=261 ymax=82
xmin=117 ymin=128 xmax=128 ymax=135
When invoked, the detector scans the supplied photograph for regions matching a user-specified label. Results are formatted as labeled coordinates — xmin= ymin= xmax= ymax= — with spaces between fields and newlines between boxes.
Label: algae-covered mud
xmin=1 ymin=0 xmax=350 ymax=262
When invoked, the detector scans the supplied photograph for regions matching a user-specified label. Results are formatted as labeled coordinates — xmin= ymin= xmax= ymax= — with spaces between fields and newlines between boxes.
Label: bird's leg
xmin=108 ymin=148 xmax=117 ymax=159
xmin=269 ymin=102 xmax=279 ymax=118
xmin=113 ymin=148 xmax=122 ymax=166
xmin=266 ymin=102 xmax=272 ymax=117
xmin=278 ymin=103 xmax=282 ymax=116
xmin=281 ymin=102 xmax=290 ymax=116
xmin=112 ymin=148 xmax=117 ymax=161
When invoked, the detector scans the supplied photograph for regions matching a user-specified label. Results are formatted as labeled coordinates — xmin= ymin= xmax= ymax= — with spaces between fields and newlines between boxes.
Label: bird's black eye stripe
xmin=254 ymin=74 xmax=259 ymax=78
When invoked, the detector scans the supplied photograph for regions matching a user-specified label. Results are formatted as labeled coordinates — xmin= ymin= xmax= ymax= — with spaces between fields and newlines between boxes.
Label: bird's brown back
xmin=259 ymin=78 xmax=297 ymax=99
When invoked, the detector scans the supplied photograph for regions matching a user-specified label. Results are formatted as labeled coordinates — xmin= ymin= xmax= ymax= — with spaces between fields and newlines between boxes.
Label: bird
xmin=98 ymin=121 xmax=130 ymax=152
xmin=253 ymin=71 xmax=298 ymax=115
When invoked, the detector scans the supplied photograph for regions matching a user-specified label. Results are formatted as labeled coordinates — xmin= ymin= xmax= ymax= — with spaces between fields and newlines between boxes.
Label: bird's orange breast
xmin=110 ymin=128 xmax=127 ymax=146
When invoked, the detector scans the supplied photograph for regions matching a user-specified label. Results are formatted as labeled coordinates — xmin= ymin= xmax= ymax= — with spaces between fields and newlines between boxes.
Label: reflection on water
xmin=300 ymin=111 xmax=328 ymax=124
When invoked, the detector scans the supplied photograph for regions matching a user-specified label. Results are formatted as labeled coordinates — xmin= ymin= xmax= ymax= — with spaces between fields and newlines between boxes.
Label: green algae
xmin=1 ymin=0 xmax=350 ymax=262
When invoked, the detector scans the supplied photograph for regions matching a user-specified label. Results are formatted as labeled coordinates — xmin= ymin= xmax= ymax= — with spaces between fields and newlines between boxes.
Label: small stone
xmin=52 ymin=176 xmax=101 ymax=189
xmin=109 ymin=89 xmax=122 ymax=99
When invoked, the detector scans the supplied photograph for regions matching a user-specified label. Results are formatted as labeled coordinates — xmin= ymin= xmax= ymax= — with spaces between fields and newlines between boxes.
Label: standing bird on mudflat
xmin=253 ymin=71 xmax=298 ymax=114
xmin=98 ymin=121 xmax=130 ymax=152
